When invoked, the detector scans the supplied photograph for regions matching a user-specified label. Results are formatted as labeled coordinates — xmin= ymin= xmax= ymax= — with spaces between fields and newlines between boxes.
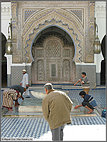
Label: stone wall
xmin=9 ymin=1 xmax=96 ymax=86
xmin=11 ymin=65 xmax=31 ymax=86
xmin=11 ymin=1 xmax=95 ymax=64
xmin=76 ymin=63 xmax=96 ymax=88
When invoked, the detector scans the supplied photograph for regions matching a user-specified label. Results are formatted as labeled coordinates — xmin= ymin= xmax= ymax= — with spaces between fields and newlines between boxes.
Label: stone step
xmin=30 ymin=85 xmax=82 ymax=90
xmin=19 ymin=106 xmax=42 ymax=113
xmin=3 ymin=112 xmax=43 ymax=118
xmin=3 ymin=111 xmax=97 ymax=118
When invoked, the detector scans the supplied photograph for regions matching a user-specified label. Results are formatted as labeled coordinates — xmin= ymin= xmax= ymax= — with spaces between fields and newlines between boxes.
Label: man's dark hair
xmin=79 ymin=91 xmax=86 ymax=96
xmin=82 ymin=72 xmax=86 ymax=76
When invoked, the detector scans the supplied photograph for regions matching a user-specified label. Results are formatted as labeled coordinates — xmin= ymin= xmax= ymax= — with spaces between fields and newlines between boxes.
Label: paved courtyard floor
xmin=1 ymin=116 xmax=106 ymax=141
xmin=34 ymin=125 xmax=106 ymax=141
xmin=1 ymin=87 xmax=106 ymax=141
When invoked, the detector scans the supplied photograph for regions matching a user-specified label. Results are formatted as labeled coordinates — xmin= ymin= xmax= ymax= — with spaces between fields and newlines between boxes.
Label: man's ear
xmin=45 ymin=89 xmax=48 ymax=94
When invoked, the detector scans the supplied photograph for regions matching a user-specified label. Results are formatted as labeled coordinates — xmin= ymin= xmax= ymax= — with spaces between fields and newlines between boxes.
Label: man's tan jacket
xmin=42 ymin=90 xmax=73 ymax=130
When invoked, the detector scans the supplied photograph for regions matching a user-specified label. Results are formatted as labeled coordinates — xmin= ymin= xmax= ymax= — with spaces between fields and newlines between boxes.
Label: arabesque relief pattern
xmin=31 ymin=36 xmax=76 ymax=83
xmin=11 ymin=1 xmax=95 ymax=64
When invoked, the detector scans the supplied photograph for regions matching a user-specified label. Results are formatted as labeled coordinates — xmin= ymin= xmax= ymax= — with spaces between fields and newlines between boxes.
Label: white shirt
xmin=21 ymin=73 xmax=29 ymax=88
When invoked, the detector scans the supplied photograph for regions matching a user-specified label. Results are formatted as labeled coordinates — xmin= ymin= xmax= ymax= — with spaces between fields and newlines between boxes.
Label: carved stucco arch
xmin=22 ymin=9 xmax=84 ymax=63
xmin=30 ymin=25 xmax=76 ymax=62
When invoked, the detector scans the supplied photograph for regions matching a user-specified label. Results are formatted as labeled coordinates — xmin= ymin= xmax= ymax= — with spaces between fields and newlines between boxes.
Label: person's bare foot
xmin=87 ymin=110 xmax=94 ymax=114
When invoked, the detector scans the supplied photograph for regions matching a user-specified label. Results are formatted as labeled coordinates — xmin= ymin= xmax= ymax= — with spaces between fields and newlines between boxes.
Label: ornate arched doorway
xmin=1 ymin=33 xmax=7 ymax=87
xmin=31 ymin=26 xmax=76 ymax=84
xmin=100 ymin=35 xmax=106 ymax=85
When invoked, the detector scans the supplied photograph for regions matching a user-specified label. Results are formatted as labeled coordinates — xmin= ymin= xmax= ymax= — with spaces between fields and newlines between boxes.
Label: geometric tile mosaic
xmin=1 ymin=116 xmax=106 ymax=139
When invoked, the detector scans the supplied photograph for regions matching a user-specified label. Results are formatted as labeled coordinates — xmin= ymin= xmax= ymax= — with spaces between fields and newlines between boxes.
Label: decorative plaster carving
xmin=63 ymin=49 xmax=70 ymax=57
xmin=45 ymin=36 xmax=62 ymax=57
xmin=37 ymin=60 xmax=44 ymax=81
xmin=85 ymin=1 xmax=95 ymax=63
xmin=22 ymin=8 xmax=43 ymax=24
xmin=63 ymin=59 xmax=70 ymax=81
xmin=11 ymin=2 xmax=17 ymax=42
xmin=31 ymin=34 xmax=76 ymax=83
xmin=23 ymin=18 xmax=83 ymax=63
xmin=11 ymin=2 xmax=95 ymax=64
xmin=71 ymin=10 xmax=83 ymax=22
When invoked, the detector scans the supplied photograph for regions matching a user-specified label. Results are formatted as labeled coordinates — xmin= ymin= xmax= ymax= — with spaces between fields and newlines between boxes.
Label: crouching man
xmin=42 ymin=83 xmax=73 ymax=141
xmin=74 ymin=91 xmax=97 ymax=114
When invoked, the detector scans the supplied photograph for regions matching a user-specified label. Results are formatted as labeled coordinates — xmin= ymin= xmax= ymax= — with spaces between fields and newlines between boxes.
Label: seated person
xmin=74 ymin=72 xmax=90 ymax=94
xmin=74 ymin=91 xmax=97 ymax=114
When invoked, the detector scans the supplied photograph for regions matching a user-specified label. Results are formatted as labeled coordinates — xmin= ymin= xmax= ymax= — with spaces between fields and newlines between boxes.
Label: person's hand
xmin=74 ymin=105 xmax=79 ymax=109
xmin=74 ymin=83 xmax=76 ymax=86
xmin=79 ymin=79 xmax=81 ymax=82
xmin=81 ymin=81 xmax=84 ymax=84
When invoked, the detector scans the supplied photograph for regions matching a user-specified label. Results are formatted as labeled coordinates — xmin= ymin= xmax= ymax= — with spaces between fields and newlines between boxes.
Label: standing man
xmin=42 ymin=83 xmax=73 ymax=141
xmin=20 ymin=69 xmax=30 ymax=97
xmin=74 ymin=72 xmax=90 ymax=94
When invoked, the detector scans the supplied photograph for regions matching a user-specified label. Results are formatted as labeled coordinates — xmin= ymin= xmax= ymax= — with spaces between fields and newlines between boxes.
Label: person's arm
xmin=81 ymin=77 xmax=89 ymax=85
xmin=20 ymin=80 xmax=22 ymax=86
xmin=74 ymin=79 xmax=81 ymax=86
xmin=42 ymin=99 xmax=49 ymax=121
xmin=74 ymin=104 xmax=82 ymax=109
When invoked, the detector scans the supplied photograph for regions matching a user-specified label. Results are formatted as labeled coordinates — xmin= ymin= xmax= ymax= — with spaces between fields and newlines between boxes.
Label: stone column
xmin=11 ymin=2 xmax=17 ymax=43
xmin=94 ymin=53 xmax=104 ymax=85
xmin=85 ymin=2 xmax=95 ymax=63
xmin=94 ymin=1 xmax=106 ymax=85
xmin=4 ymin=54 xmax=12 ymax=87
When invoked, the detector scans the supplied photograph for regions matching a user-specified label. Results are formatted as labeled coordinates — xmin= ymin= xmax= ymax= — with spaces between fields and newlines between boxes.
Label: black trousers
xmin=82 ymin=101 xmax=94 ymax=110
